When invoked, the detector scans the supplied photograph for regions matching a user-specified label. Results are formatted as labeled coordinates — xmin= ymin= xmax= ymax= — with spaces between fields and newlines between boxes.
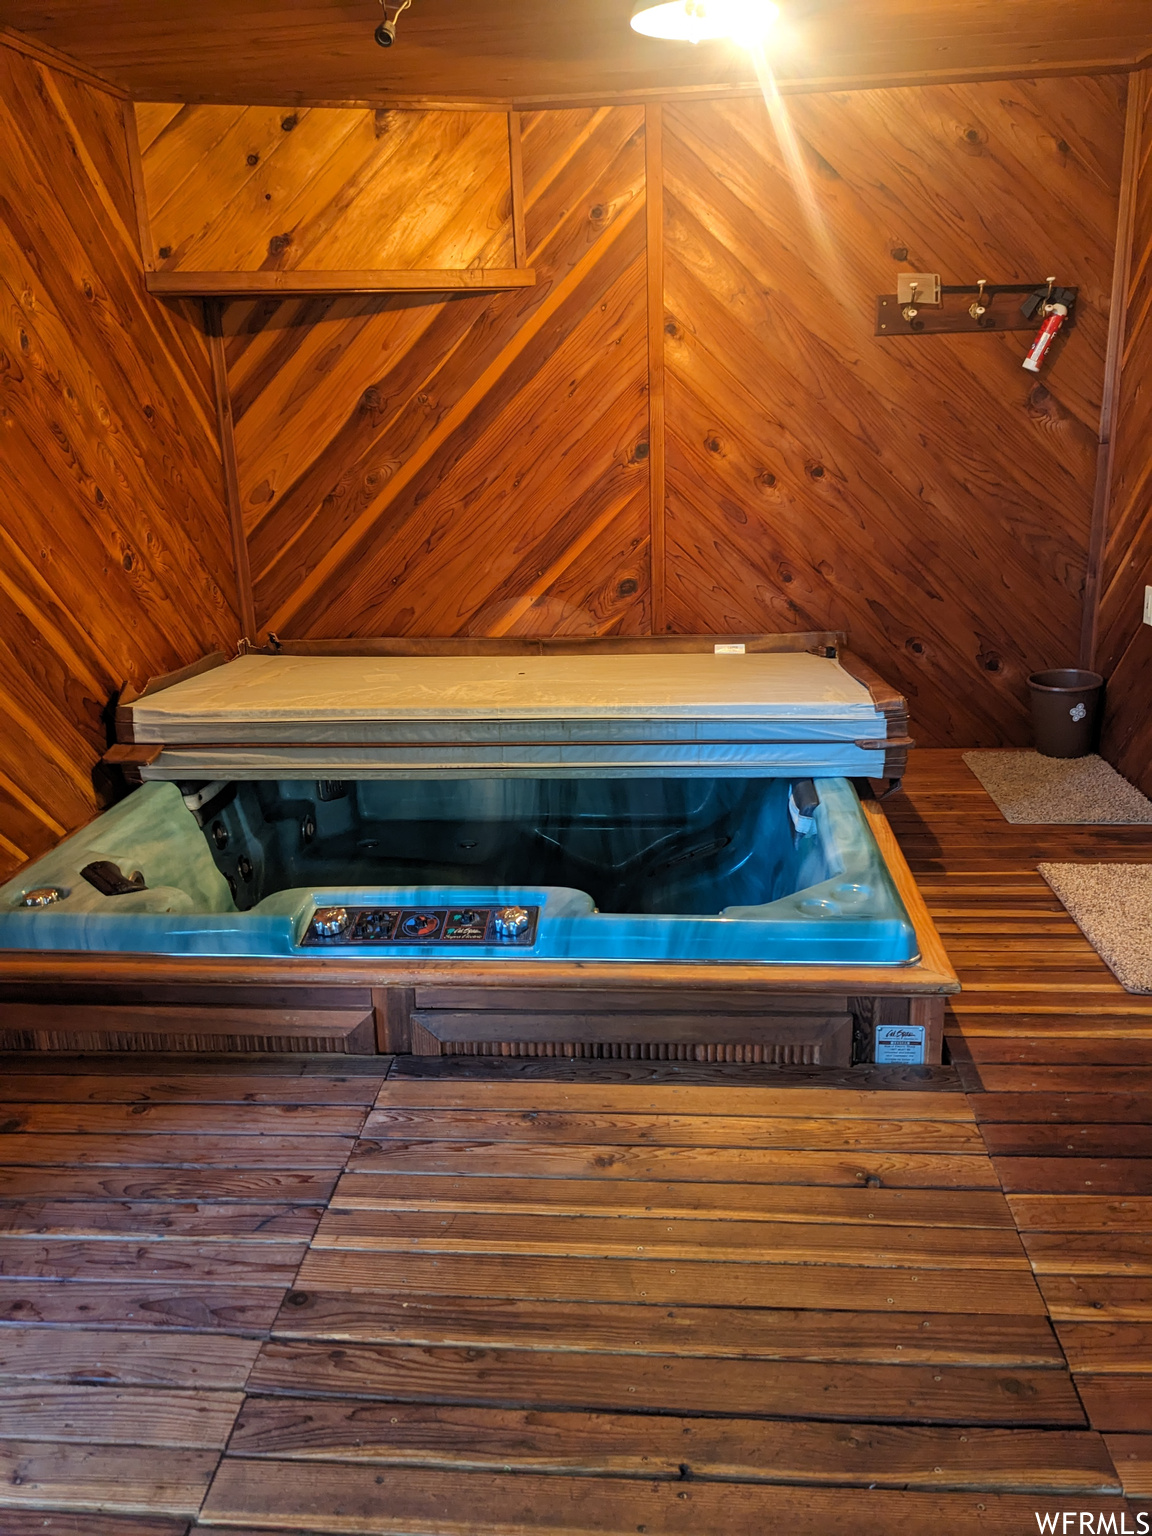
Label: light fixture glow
xmin=629 ymin=0 xmax=779 ymax=45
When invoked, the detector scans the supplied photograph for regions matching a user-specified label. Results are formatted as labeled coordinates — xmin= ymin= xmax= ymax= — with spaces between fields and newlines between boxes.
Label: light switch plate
xmin=1144 ymin=586 xmax=1152 ymax=626
xmin=896 ymin=272 xmax=941 ymax=306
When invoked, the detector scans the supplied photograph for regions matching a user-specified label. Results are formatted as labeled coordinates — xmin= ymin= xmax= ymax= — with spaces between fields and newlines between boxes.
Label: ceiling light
xmin=629 ymin=0 xmax=780 ymax=45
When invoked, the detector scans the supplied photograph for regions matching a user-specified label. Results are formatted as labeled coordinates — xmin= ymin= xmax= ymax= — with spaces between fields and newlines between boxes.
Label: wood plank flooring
xmin=895 ymin=748 xmax=1152 ymax=1504
xmin=1 ymin=748 xmax=1150 ymax=1528
xmin=0 ymin=1054 xmax=386 ymax=1526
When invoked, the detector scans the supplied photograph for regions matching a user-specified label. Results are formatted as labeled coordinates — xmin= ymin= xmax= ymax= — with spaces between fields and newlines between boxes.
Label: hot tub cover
xmin=122 ymin=651 xmax=901 ymax=780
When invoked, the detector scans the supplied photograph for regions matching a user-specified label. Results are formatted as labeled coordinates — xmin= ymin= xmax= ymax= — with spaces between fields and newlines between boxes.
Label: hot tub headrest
xmin=789 ymin=779 xmax=821 ymax=837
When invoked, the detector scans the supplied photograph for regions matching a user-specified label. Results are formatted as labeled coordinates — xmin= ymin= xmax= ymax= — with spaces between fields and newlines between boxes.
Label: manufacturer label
xmin=714 ymin=643 xmax=746 ymax=654
xmin=874 ymin=1024 xmax=926 ymax=1064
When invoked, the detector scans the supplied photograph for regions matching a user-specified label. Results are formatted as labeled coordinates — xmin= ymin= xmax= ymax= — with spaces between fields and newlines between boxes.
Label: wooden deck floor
xmin=0 ymin=748 xmax=1149 ymax=1533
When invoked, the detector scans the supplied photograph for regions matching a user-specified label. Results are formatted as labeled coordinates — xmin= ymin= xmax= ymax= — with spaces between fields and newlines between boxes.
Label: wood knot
xmin=267 ymin=232 xmax=293 ymax=258
xmin=997 ymin=1377 xmax=1039 ymax=1398
xmin=359 ymin=385 xmax=384 ymax=418
xmin=1026 ymin=384 xmax=1067 ymax=426
xmin=960 ymin=126 xmax=988 ymax=155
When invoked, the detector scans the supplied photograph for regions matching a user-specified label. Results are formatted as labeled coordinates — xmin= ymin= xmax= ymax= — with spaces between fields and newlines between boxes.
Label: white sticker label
xmin=714 ymin=643 xmax=746 ymax=654
xmin=875 ymin=1024 xmax=926 ymax=1064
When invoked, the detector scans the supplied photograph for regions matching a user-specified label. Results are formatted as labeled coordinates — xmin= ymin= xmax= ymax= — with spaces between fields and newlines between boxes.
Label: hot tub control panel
xmin=301 ymin=904 xmax=540 ymax=948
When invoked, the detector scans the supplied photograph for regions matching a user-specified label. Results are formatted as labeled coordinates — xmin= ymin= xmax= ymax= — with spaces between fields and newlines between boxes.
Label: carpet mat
xmin=1039 ymin=862 xmax=1152 ymax=993
xmin=963 ymin=750 xmax=1152 ymax=824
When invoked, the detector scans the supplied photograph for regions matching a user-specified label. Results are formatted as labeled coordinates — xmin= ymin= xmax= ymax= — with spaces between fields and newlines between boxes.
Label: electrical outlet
xmin=1145 ymin=586 xmax=1152 ymax=627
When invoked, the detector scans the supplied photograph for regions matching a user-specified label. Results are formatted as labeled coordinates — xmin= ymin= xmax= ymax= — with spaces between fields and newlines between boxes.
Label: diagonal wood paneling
xmin=137 ymin=103 xmax=516 ymax=274
xmin=210 ymin=81 xmax=1129 ymax=741
xmin=0 ymin=39 xmax=239 ymax=879
xmin=662 ymin=81 xmax=1123 ymax=748
xmin=1098 ymin=70 xmax=1152 ymax=795
xmin=226 ymin=106 xmax=651 ymax=639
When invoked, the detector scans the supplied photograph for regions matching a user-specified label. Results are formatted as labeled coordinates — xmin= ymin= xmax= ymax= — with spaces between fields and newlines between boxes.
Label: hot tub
xmin=0 ymin=774 xmax=916 ymax=964
xmin=0 ymin=638 xmax=957 ymax=1066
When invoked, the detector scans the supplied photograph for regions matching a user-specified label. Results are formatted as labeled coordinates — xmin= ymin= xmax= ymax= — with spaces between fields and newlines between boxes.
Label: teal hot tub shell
xmin=0 ymin=776 xmax=918 ymax=965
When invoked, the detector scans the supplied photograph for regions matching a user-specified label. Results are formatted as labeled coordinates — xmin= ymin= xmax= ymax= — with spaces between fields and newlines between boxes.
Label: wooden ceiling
xmin=2 ymin=0 xmax=1151 ymax=106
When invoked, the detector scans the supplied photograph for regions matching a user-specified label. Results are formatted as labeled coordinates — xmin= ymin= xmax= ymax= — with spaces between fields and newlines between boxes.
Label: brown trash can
xmin=1027 ymin=668 xmax=1104 ymax=758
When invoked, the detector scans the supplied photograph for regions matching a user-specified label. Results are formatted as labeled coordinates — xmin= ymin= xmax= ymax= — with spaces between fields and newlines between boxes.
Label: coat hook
xmin=969 ymin=279 xmax=989 ymax=320
xmin=902 ymin=280 xmax=920 ymax=323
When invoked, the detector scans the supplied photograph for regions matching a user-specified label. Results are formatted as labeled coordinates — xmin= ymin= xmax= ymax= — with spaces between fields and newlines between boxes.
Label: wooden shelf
xmin=146 ymin=268 xmax=536 ymax=296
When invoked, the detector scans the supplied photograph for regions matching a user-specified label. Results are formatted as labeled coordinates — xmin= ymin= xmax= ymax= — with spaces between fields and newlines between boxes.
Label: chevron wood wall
xmin=136 ymin=103 xmax=516 ymax=274
xmin=1099 ymin=70 xmax=1152 ymax=796
xmin=0 ymin=38 xmax=240 ymax=879
xmin=662 ymin=81 xmax=1123 ymax=749
xmin=225 ymin=106 xmax=651 ymax=640
xmin=211 ymin=81 xmax=1125 ymax=746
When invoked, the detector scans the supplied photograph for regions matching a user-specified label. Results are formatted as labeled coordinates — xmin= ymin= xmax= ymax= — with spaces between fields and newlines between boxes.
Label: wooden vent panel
xmin=410 ymin=1011 xmax=854 ymax=1065
xmin=0 ymin=1004 xmax=377 ymax=1055
xmin=439 ymin=1037 xmax=848 ymax=1064
xmin=411 ymin=1009 xmax=854 ymax=1045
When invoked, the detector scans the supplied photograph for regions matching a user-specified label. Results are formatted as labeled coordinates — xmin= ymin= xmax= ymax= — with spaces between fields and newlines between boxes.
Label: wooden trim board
xmin=121 ymin=101 xmax=155 ymax=268
xmin=146 ymin=269 xmax=536 ymax=296
xmin=645 ymin=103 xmax=667 ymax=635
xmin=0 ymin=1002 xmax=376 ymax=1053
xmin=507 ymin=110 xmax=527 ymax=270
xmin=0 ymin=25 xmax=129 ymax=98
xmin=204 ymin=301 xmax=257 ymax=641
xmin=260 ymin=633 xmax=849 ymax=655
xmin=121 ymin=55 xmax=1152 ymax=116
xmin=1081 ymin=71 xmax=1147 ymax=668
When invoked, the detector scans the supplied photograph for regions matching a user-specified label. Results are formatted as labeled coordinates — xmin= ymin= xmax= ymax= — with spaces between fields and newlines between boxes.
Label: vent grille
xmin=444 ymin=1040 xmax=824 ymax=1063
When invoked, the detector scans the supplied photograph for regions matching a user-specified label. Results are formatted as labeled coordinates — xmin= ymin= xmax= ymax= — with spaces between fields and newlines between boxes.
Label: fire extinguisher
xmin=1021 ymin=279 xmax=1075 ymax=373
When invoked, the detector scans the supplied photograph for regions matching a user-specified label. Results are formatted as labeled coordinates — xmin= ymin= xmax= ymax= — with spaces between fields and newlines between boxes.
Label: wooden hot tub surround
xmin=0 ymin=635 xmax=957 ymax=1064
